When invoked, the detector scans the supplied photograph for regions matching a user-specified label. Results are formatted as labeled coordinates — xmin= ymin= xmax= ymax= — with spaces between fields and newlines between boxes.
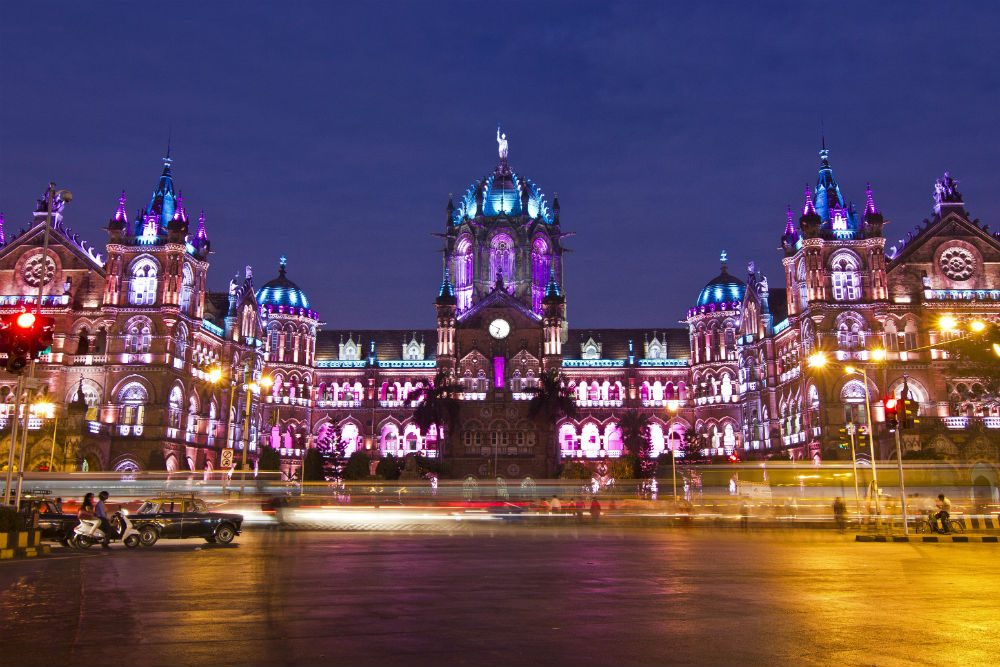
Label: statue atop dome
xmin=496 ymin=125 xmax=508 ymax=161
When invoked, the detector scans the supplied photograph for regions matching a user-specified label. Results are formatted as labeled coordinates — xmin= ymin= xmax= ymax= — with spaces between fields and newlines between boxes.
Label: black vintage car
xmin=130 ymin=496 xmax=243 ymax=546
xmin=19 ymin=497 xmax=78 ymax=545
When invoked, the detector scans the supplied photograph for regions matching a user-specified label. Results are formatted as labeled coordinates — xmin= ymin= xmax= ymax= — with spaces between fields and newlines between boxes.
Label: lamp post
xmin=845 ymin=421 xmax=862 ymax=521
xmin=807 ymin=351 xmax=881 ymax=518
xmin=666 ymin=399 xmax=680 ymax=502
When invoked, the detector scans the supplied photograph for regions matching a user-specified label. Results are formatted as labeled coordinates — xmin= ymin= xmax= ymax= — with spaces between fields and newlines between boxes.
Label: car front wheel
xmin=214 ymin=523 xmax=236 ymax=545
xmin=139 ymin=526 xmax=159 ymax=547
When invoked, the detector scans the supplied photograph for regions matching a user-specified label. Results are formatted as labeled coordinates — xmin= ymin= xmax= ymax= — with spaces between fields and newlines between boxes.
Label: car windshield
xmin=137 ymin=501 xmax=160 ymax=514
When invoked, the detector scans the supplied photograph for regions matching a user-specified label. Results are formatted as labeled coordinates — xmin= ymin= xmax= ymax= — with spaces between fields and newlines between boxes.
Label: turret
xmin=799 ymin=185 xmax=821 ymax=239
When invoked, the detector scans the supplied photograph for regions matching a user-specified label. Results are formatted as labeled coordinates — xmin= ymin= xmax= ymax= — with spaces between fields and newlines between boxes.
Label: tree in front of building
xmin=619 ymin=410 xmax=654 ymax=476
xmin=527 ymin=370 xmax=578 ymax=462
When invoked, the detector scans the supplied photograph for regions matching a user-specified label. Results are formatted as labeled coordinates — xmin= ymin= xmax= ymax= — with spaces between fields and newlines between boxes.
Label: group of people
xmin=831 ymin=492 xmax=953 ymax=533
xmin=76 ymin=490 xmax=113 ymax=548
xmin=539 ymin=495 xmax=604 ymax=520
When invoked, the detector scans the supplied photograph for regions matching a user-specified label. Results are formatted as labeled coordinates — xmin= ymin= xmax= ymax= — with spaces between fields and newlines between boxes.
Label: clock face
xmin=489 ymin=318 xmax=510 ymax=339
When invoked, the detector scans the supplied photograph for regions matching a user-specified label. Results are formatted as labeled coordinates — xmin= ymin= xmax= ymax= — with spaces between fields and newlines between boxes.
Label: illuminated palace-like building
xmin=3 ymin=133 xmax=1000 ymax=477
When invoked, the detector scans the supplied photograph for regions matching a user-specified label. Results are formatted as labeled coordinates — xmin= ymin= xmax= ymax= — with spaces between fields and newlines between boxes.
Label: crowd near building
xmin=1 ymin=132 xmax=999 ymax=480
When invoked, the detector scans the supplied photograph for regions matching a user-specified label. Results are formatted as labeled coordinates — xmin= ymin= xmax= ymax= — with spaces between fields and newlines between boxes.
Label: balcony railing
xmin=575 ymin=399 xmax=624 ymax=408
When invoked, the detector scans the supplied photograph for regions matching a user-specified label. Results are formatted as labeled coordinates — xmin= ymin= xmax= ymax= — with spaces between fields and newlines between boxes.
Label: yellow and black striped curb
xmin=856 ymin=535 xmax=999 ymax=543
xmin=0 ymin=544 xmax=52 ymax=559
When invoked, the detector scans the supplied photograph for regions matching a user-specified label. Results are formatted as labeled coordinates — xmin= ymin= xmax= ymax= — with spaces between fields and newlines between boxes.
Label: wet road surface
xmin=1 ymin=528 xmax=998 ymax=666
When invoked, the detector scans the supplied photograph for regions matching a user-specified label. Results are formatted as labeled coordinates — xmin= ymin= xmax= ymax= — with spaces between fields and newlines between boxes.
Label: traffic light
xmin=899 ymin=392 xmax=919 ymax=430
xmin=0 ymin=309 xmax=56 ymax=373
xmin=883 ymin=397 xmax=898 ymax=432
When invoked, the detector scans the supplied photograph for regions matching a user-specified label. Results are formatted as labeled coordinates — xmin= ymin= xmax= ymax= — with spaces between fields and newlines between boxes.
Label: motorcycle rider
xmin=95 ymin=491 xmax=112 ymax=548
xmin=934 ymin=493 xmax=952 ymax=534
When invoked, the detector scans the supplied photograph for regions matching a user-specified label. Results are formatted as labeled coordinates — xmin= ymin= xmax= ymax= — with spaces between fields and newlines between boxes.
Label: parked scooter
xmin=73 ymin=510 xmax=141 ymax=549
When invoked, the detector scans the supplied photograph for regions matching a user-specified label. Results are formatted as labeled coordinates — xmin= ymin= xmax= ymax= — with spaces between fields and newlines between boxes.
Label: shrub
xmin=375 ymin=454 xmax=402 ymax=480
xmin=343 ymin=452 xmax=372 ymax=480
xmin=559 ymin=461 xmax=591 ymax=480
xmin=303 ymin=448 xmax=326 ymax=481
xmin=257 ymin=446 xmax=282 ymax=472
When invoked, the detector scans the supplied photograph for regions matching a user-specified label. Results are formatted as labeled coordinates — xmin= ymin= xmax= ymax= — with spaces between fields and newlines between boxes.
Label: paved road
xmin=1 ymin=528 xmax=998 ymax=667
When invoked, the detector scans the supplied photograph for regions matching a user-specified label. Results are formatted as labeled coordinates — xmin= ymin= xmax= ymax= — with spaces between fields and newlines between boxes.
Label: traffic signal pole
xmin=3 ymin=375 xmax=23 ymax=504
xmin=12 ymin=184 xmax=56 ymax=509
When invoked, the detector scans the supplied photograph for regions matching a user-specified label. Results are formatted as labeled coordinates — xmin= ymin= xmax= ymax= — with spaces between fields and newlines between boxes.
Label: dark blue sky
xmin=2 ymin=2 xmax=999 ymax=328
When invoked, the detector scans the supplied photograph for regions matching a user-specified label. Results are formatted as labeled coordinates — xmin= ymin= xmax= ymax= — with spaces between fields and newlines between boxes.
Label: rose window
xmin=22 ymin=254 xmax=56 ymax=287
xmin=939 ymin=247 xmax=975 ymax=281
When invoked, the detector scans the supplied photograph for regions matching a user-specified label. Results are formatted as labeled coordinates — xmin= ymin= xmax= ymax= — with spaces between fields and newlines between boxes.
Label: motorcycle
xmin=72 ymin=510 xmax=142 ymax=549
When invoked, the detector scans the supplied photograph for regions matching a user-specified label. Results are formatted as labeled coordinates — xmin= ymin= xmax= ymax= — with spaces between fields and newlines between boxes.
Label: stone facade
xmin=3 ymin=138 xmax=999 ymax=479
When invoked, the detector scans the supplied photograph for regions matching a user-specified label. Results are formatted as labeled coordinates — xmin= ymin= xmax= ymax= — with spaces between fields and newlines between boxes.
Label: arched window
xmin=453 ymin=237 xmax=474 ymax=312
xmin=531 ymin=237 xmax=550 ymax=313
xmin=173 ymin=324 xmax=188 ymax=362
xmin=76 ymin=327 xmax=91 ymax=354
xmin=118 ymin=382 xmax=148 ymax=427
xmin=837 ymin=316 xmax=865 ymax=351
xmin=796 ymin=259 xmax=809 ymax=310
xmin=179 ymin=264 xmax=194 ymax=314
xmin=129 ymin=258 xmax=158 ymax=306
xmin=489 ymin=234 xmax=515 ymax=288
xmin=268 ymin=326 xmax=280 ymax=362
xmin=125 ymin=320 xmax=152 ymax=355
xmin=831 ymin=254 xmax=861 ymax=301
xmin=168 ymin=385 xmax=183 ymax=430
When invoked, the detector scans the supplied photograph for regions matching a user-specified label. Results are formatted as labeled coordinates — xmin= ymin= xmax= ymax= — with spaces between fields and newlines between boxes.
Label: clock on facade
xmin=22 ymin=252 xmax=56 ymax=288
xmin=488 ymin=318 xmax=510 ymax=339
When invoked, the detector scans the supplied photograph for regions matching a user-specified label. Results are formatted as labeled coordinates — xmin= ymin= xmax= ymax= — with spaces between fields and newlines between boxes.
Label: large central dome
xmin=257 ymin=257 xmax=315 ymax=315
xmin=450 ymin=129 xmax=555 ymax=224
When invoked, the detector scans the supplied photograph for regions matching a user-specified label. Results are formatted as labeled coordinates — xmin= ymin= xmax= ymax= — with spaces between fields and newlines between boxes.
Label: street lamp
xmin=843 ymin=365 xmax=882 ymax=521
xmin=666 ymin=399 xmax=680 ymax=502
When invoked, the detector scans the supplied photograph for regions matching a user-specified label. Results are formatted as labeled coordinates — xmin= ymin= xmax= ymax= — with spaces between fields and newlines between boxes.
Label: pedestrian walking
xmin=832 ymin=497 xmax=847 ymax=532
xmin=589 ymin=497 xmax=601 ymax=522
xmin=550 ymin=495 xmax=562 ymax=514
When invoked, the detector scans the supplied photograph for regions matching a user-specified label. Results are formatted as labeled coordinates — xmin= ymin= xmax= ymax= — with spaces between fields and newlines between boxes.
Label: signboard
xmin=220 ymin=448 xmax=235 ymax=469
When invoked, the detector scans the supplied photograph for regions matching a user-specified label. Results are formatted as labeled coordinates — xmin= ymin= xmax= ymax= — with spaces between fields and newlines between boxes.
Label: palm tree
xmin=526 ymin=370 xmax=578 ymax=468
xmin=411 ymin=371 xmax=462 ymax=456
xmin=618 ymin=409 xmax=652 ymax=458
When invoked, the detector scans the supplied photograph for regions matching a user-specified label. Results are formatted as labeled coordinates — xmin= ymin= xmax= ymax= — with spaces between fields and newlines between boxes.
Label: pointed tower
xmin=541 ymin=264 xmax=565 ymax=371
xmin=0 ymin=212 xmax=6 ymax=247
xmin=435 ymin=258 xmax=458 ymax=375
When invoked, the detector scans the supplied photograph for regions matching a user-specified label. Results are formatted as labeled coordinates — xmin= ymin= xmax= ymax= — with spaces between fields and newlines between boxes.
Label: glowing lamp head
xmin=208 ymin=367 xmax=223 ymax=384
xmin=666 ymin=399 xmax=679 ymax=414
xmin=994 ymin=343 xmax=1000 ymax=359
xmin=249 ymin=382 xmax=260 ymax=393
xmin=939 ymin=315 xmax=958 ymax=332
xmin=16 ymin=312 xmax=36 ymax=328
xmin=258 ymin=376 xmax=274 ymax=389
xmin=970 ymin=320 xmax=987 ymax=333
xmin=845 ymin=365 xmax=856 ymax=375
xmin=871 ymin=348 xmax=887 ymax=362
xmin=807 ymin=351 xmax=828 ymax=368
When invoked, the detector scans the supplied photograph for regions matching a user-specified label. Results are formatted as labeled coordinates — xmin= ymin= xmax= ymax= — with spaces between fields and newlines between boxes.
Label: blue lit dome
xmin=450 ymin=133 xmax=555 ymax=224
xmin=695 ymin=257 xmax=745 ymax=309
xmin=256 ymin=257 xmax=314 ymax=314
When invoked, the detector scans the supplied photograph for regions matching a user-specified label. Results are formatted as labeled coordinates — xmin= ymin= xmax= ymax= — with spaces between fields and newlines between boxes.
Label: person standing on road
xmin=934 ymin=493 xmax=952 ymax=534
xmin=95 ymin=491 xmax=112 ymax=548
xmin=832 ymin=497 xmax=846 ymax=532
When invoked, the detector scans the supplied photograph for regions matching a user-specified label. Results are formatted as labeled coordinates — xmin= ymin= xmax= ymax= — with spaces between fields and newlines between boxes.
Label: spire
xmin=544 ymin=262 xmax=563 ymax=301
xmin=0 ymin=212 xmax=5 ymax=246
xmin=784 ymin=205 xmax=796 ymax=236
xmin=115 ymin=190 xmax=128 ymax=222
xmin=864 ymin=183 xmax=879 ymax=217
xmin=437 ymin=261 xmax=456 ymax=302
xmin=147 ymin=151 xmax=177 ymax=229
xmin=719 ymin=249 xmax=728 ymax=273
xmin=173 ymin=191 xmax=188 ymax=224
xmin=802 ymin=184 xmax=817 ymax=216
xmin=278 ymin=255 xmax=287 ymax=277
xmin=196 ymin=210 xmax=208 ymax=240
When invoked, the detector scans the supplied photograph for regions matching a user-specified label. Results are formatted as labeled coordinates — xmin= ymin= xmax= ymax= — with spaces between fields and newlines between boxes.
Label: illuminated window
xmin=489 ymin=234 xmax=515 ymax=288
xmin=831 ymin=255 xmax=861 ymax=301
xmin=125 ymin=320 xmax=152 ymax=354
xmin=118 ymin=382 xmax=148 ymax=426
xmin=179 ymin=264 xmax=194 ymax=314
xmin=129 ymin=258 xmax=159 ymax=306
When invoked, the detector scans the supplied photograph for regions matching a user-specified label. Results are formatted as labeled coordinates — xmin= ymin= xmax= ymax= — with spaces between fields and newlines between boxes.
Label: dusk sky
xmin=2 ymin=2 xmax=999 ymax=328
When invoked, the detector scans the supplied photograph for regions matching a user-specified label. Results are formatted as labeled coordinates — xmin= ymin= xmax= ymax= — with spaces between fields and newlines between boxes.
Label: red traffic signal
xmin=15 ymin=312 xmax=36 ymax=328
xmin=0 ymin=309 xmax=55 ymax=373
xmin=883 ymin=397 xmax=898 ymax=431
